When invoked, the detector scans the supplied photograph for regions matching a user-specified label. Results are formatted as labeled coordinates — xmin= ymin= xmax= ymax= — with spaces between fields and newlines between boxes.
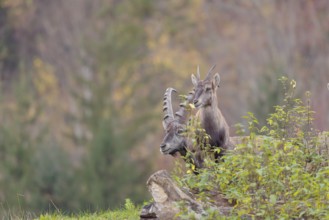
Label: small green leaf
xmin=269 ymin=194 xmax=277 ymax=204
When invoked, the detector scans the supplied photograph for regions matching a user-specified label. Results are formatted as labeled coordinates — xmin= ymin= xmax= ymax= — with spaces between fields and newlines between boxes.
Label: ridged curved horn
xmin=175 ymin=90 xmax=195 ymax=124
xmin=163 ymin=88 xmax=176 ymax=127
xmin=205 ymin=64 xmax=216 ymax=81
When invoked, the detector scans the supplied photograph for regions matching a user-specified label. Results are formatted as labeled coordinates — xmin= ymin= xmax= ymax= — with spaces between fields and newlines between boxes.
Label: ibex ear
xmin=191 ymin=74 xmax=198 ymax=87
xmin=213 ymin=73 xmax=221 ymax=88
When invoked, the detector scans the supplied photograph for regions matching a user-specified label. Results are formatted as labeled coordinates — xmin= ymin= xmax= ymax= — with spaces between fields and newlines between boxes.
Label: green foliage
xmin=31 ymin=143 xmax=78 ymax=211
xmin=0 ymin=2 xmax=18 ymax=75
xmin=175 ymin=78 xmax=329 ymax=219
xmin=251 ymin=65 xmax=287 ymax=127
xmin=0 ymin=75 xmax=38 ymax=210
xmin=1 ymin=0 xmax=159 ymax=214
xmin=0 ymin=75 xmax=76 ymax=214
xmin=68 ymin=1 xmax=158 ymax=210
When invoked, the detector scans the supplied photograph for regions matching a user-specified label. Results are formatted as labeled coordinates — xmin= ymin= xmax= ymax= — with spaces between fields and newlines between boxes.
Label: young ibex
xmin=191 ymin=65 xmax=231 ymax=159
xmin=160 ymin=88 xmax=204 ymax=169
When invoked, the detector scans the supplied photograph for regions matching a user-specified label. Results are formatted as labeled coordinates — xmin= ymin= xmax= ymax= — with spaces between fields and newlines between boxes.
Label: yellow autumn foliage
xmin=33 ymin=58 xmax=59 ymax=106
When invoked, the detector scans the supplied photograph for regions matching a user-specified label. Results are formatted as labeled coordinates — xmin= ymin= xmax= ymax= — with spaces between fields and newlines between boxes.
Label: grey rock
xmin=140 ymin=170 xmax=206 ymax=219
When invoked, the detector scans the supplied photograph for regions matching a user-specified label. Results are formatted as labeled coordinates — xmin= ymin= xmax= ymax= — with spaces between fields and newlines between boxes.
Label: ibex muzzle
xmin=160 ymin=122 xmax=186 ymax=156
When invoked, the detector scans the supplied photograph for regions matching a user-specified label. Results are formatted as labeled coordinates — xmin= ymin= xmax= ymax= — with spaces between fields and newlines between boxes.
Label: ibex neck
xmin=205 ymin=95 xmax=219 ymax=110
xmin=202 ymin=105 xmax=222 ymax=124
xmin=200 ymin=95 xmax=226 ymax=132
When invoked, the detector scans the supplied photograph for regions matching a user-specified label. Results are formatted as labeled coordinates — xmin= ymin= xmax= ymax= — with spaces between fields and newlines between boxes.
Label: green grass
xmin=37 ymin=210 xmax=139 ymax=220
xmin=0 ymin=199 xmax=141 ymax=220
xmin=36 ymin=199 xmax=140 ymax=220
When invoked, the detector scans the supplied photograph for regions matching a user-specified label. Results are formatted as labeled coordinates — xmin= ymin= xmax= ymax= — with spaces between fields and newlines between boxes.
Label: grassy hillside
xmin=35 ymin=199 xmax=140 ymax=220
xmin=0 ymin=199 xmax=140 ymax=220
xmin=37 ymin=210 xmax=139 ymax=220
xmin=36 ymin=199 xmax=140 ymax=220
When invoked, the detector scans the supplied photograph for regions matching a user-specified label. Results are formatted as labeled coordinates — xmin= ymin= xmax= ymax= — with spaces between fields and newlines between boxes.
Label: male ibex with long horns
xmin=191 ymin=65 xmax=231 ymax=160
xmin=160 ymin=88 xmax=204 ymax=169
xmin=160 ymin=88 xmax=191 ymax=156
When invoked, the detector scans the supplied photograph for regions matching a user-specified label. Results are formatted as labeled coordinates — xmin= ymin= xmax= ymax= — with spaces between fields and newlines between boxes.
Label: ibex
xmin=160 ymin=88 xmax=204 ymax=169
xmin=191 ymin=65 xmax=231 ymax=159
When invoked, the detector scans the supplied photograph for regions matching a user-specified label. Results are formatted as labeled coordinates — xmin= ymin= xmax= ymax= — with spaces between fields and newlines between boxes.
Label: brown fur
xmin=192 ymin=66 xmax=231 ymax=159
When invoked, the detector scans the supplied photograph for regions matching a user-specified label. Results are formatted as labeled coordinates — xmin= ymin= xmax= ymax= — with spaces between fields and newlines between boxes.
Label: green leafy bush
xmin=175 ymin=77 xmax=329 ymax=219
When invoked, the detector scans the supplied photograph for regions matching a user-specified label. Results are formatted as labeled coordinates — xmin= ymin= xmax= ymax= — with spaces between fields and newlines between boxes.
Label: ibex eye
xmin=177 ymin=129 xmax=184 ymax=134
xmin=206 ymin=87 xmax=211 ymax=92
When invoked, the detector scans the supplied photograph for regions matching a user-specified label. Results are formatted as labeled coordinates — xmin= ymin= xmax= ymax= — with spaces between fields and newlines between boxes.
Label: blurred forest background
xmin=0 ymin=0 xmax=328 ymax=215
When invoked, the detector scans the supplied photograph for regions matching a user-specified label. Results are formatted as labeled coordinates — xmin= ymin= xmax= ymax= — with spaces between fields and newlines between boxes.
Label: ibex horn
xmin=175 ymin=90 xmax=195 ymax=124
xmin=205 ymin=64 xmax=216 ymax=80
xmin=196 ymin=65 xmax=201 ymax=80
xmin=163 ymin=88 xmax=176 ymax=126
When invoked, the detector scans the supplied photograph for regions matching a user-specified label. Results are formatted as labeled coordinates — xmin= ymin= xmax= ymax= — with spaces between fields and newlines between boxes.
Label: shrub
xmin=175 ymin=77 xmax=329 ymax=219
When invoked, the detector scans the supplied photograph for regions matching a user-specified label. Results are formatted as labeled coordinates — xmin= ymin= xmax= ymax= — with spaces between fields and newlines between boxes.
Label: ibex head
xmin=191 ymin=65 xmax=220 ymax=108
xmin=160 ymin=88 xmax=194 ymax=156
